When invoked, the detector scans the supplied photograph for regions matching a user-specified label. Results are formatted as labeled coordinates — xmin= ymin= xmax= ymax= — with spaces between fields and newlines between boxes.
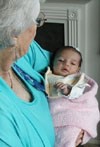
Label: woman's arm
xmin=75 ymin=130 xmax=84 ymax=147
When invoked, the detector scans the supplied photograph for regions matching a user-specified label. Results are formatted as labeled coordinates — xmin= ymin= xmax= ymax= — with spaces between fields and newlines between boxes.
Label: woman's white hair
xmin=0 ymin=0 xmax=40 ymax=50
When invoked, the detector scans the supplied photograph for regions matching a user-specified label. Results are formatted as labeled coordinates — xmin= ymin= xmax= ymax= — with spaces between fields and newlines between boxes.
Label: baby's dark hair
xmin=50 ymin=46 xmax=83 ymax=70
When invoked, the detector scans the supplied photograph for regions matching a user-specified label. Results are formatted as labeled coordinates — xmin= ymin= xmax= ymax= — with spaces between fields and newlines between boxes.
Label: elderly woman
xmin=0 ymin=0 xmax=84 ymax=146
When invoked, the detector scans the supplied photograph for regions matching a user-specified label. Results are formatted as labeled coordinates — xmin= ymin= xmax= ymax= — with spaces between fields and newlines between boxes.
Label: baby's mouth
xmin=62 ymin=68 xmax=69 ymax=73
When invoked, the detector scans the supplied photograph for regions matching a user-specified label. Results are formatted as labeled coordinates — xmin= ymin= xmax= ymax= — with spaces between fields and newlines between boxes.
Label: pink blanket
xmin=49 ymin=75 xmax=100 ymax=147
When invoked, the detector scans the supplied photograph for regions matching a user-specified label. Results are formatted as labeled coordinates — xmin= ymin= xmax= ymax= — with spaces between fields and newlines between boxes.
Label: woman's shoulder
xmin=15 ymin=40 xmax=52 ymax=75
xmin=29 ymin=40 xmax=51 ymax=56
xmin=27 ymin=40 xmax=52 ymax=72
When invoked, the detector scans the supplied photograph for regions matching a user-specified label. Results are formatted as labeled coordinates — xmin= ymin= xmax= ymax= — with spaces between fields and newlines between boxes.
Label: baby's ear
xmin=78 ymin=67 xmax=81 ymax=72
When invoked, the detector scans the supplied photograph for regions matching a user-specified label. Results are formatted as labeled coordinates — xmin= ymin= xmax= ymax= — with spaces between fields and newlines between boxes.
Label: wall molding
xmin=41 ymin=7 xmax=79 ymax=47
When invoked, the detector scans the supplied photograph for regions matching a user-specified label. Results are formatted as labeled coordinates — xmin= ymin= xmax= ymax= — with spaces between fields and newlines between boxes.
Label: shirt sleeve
xmin=24 ymin=40 xmax=52 ymax=74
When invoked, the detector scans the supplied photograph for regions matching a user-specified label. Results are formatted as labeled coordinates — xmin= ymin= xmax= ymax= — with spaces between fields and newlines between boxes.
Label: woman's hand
xmin=75 ymin=130 xmax=84 ymax=147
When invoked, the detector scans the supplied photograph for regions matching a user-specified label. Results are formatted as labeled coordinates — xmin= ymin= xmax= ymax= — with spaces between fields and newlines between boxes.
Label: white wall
xmin=85 ymin=0 xmax=100 ymax=143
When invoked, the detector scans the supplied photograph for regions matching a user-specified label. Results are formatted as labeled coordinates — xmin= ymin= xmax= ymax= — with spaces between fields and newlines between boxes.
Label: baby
xmin=45 ymin=46 xmax=100 ymax=147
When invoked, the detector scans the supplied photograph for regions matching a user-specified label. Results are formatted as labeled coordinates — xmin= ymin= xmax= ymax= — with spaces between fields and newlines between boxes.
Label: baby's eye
xmin=71 ymin=62 xmax=76 ymax=65
xmin=58 ymin=58 xmax=64 ymax=62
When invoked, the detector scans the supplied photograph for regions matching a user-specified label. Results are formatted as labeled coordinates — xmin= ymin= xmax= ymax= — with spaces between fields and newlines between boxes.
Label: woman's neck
xmin=0 ymin=47 xmax=15 ymax=73
xmin=0 ymin=47 xmax=15 ymax=88
xmin=0 ymin=68 xmax=32 ymax=102
xmin=0 ymin=69 xmax=13 ymax=88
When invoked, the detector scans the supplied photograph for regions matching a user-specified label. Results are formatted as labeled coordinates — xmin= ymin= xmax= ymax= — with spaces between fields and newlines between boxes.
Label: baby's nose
xmin=64 ymin=60 xmax=69 ymax=66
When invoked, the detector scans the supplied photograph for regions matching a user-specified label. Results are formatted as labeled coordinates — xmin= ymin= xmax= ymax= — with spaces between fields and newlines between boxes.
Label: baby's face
xmin=53 ymin=49 xmax=80 ymax=76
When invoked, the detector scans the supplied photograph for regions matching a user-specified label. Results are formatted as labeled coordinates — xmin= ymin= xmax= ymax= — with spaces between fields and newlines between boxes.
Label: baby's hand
xmin=55 ymin=82 xmax=71 ymax=95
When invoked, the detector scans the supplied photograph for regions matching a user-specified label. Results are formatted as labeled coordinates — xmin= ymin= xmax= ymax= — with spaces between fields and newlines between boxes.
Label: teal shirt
xmin=0 ymin=41 xmax=55 ymax=147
